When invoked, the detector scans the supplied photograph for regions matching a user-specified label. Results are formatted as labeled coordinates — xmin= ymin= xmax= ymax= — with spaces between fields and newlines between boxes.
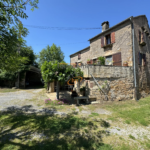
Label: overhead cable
xmin=24 ymin=25 xmax=102 ymax=30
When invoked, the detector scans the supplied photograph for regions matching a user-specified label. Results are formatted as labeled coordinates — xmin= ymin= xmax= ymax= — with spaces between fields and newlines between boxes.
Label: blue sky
xmin=20 ymin=0 xmax=150 ymax=64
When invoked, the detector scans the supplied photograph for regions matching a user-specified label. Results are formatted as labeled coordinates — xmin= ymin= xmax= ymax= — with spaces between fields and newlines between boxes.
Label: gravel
xmin=108 ymin=125 xmax=150 ymax=140
xmin=0 ymin=89 xmax=43 ymax=109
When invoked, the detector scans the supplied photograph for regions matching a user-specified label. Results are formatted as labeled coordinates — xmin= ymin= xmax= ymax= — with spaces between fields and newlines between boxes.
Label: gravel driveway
xmin=0 ymin=89 xmax=43 ymax=110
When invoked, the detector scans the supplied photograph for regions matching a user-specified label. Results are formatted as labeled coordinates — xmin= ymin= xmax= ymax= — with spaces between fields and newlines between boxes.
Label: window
xmin=106 ymin=34 xmax=111 ymax=45
xmin=78 ymin=53 xmax=81 ymax=60
xmin=101 ymin=32 xmax=115 ymax=48
xmin=139 ymin=29 xmax=146 ymax=46
xmin=93 ymin=59 xmax=97 ymax=64
xmin=138 ymin=52 xmax=146 ymax=66
xmin=105 ymin=55 xmax=112 ymax=65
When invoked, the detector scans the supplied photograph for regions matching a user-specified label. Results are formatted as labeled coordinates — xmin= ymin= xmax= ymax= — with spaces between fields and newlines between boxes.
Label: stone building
xmin=70 ymin=15 xmax=150 ymax=102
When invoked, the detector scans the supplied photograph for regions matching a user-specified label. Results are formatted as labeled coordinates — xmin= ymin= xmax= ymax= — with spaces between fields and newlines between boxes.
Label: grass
xmin=89 ymin=112 xmax=99 ymax=117
xmin=0 ymin=88 xmax=20 ymax=93
xmin=129 ymin=134 xmax=136 ymax=140
xmin=103 ymin=96 xmax=150 ymax=126
xmin=0 ymin=111 xmax=112 ymax=150
xmin=1 ymin=88 xmax=150 ymax=149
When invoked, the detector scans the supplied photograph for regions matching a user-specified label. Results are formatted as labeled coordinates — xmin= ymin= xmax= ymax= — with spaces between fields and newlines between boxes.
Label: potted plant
xmin=80 ymin=86 xmax=86 ymax=96
xmin=123 ymin=61 xmax=128 ymax=66
xmin=87 ymin=59 xmax=91 ymax=64
xmin=98 ymin=57 xmax=105 ymax=65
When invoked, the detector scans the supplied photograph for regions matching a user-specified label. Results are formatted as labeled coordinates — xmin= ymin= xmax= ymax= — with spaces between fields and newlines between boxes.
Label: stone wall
xmin=79 ymin=65 xmax=133 ymax=78
xmin=133 ymin=15 xmax=150 ymax=98
xmin=70 ymin=47 xmax=90 ymax=65
xmin=70 ymin=20 xmax=133 ymax=66
xmin=90 ymin=20 xmax=133 ymax=66
xmin=76 ymin=65 xmax=134 ymax=102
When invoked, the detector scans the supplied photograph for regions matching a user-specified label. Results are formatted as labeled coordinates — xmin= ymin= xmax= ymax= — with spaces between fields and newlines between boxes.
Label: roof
xmin=88 ymin=16 xmax=133 ymax=41
xmin=70 ymin=46 xmax=90 ymax=57
xmin=89 ymin=15 xmax=147 ymax=41
xmin=29 ymin=66 xmax=41 ymax=74
xmin=69 ymin=15 xmax=147 ymax=57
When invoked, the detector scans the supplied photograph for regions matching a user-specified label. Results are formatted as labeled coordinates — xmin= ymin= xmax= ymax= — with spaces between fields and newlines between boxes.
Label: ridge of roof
xmin=88 ymin=16 xmax=133 ymax=41
xmin=70 ymin=46 xmax=90 ymax=57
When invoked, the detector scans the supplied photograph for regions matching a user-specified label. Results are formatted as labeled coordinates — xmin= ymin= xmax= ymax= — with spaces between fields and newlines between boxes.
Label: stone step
xmin=91 ymin=101 xmax=100 ymax=104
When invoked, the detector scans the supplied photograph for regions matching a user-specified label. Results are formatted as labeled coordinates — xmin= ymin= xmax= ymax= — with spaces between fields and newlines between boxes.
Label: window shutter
xmin=113 ymin=52 xmax=122 ymax=66
xmin=90 ymin=59 xmax=93 ymax=64
xmin=111 ymin=32 xmax=115 ymax=43
xmin=101 ymin=36 xmax=104 ymax=47
xmin=78 ymin=53 xmax=81 ymax=59
xmin=142 ymin=54 xmax=146 ymax=66
xmin=138 ymin=52 xmax=142 ymax=65
xmin=104 ymin=37 xmax=107 ymax=46
xmin=138 ymin=30 xmax=141 ymax=44
xmin=141 ymin=32 xmax=144 ymax=43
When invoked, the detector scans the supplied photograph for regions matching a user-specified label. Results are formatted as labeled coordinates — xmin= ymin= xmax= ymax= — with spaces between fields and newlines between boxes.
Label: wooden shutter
xmin=90 ymin=59 xmax=93 ymax=64
xmin=113 ymin=52 xmax=122 ymax=66
xmin=142 ymin=54 xmax=146 ymax=66
xmin=138 ymin=52 xmax=142 ymax=65
xmin=78 ymin=53 xmax=81 ymax=59
xmin=138 ymin=30 xmax=141 ymax=44
xmin=111 ymin=32 xmax=115 ymax=43
xmin=141 ymin=32 xmax=144 ymax=43
xmin=101 ymin=36 xmax=104 ymax=47
xmin=104 ymin=37 xmax=107 ymax=46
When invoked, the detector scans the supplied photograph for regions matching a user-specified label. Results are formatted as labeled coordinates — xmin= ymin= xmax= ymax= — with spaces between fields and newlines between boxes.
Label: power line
xmin=24 ymin=25 xmax=102 ymax=30
xmin=28 ymin=41 xmax=88 ymax=46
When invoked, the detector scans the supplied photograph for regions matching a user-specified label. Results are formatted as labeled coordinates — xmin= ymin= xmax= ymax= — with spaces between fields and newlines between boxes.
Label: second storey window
xmin=106 ymin=34 xmax=111 ymax=45
xmin=101 ymin=32 xmax=115 ymax=48
xmin=78 ymin=53 xmax=81 ymax=60
xmin=139 ymin=29 xmax=146 ymax=46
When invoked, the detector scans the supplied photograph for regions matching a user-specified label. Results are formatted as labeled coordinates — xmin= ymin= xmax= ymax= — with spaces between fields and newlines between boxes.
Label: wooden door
xmin=113 ymin=52 xmax=122 ymax=66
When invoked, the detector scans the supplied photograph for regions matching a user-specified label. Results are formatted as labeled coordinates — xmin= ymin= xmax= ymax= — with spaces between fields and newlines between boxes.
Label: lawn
xmin=1 ymin=91 xmax=150 ymax=150
xmin=103 ymin=96 xmax=150 ymax=126
xmin=0 ymin=111 xmax=112 ymax=150
xmin=0 ymin=88 xmax=20 ymax=93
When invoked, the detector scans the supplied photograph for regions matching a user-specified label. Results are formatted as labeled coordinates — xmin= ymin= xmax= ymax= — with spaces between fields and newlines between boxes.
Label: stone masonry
xmin=76 ymin=65 xmax=134 ymax=103
xmin=70 ymin=20 xmax=133 ymax=66
xmin=133 ymin=15 xmax=150 ymax=99
xmin=71 ymin=15 xmax=150 ymax=102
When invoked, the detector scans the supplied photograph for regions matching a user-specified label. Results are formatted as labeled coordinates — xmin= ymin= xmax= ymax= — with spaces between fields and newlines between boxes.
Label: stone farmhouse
xmin=70 ymin=15 xmax=150 ymax=102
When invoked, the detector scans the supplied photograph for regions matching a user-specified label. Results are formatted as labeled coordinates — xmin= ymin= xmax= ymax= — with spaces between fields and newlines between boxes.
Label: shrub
xmin=98 ymin=57 xmax=105 ymax=65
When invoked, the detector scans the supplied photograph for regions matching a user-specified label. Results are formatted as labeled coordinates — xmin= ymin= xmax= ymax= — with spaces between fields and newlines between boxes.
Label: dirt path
xmin=0 ymin=89 xmax=44 ymax=110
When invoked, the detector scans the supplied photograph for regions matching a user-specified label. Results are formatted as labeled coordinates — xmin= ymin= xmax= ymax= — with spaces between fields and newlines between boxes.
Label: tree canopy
xmin=0 ymin=0 xmax=39 ymax=71
xmin=38 ymin=44 xmax=65 ymax=66
xmin=41 ymin=61 xmax=83 ymax=99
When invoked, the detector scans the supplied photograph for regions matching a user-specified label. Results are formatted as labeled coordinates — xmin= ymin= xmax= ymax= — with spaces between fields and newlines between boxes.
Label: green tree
xmin=0 ymin=44 xmax=37 ymax=87
xmin=41 ymin=61 xmax=83 ymax=99
xmin=38 ymin=44 xmax=65 ymax=66
xmin=0 ymin=0 xmax=39 ymax=71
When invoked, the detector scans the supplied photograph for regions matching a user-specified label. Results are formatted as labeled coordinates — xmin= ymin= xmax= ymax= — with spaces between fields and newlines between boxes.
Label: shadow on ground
xmin=0 ymin=105 xmax=112 ymax=150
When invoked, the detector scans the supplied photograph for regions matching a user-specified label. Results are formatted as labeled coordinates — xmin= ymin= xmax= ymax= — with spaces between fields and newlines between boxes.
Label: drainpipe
xmin=130 ymin=17 xmax=138 ymax=101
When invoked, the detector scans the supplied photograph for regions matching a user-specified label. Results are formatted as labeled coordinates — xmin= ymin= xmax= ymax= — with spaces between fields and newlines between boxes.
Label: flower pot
xmin=123 ymin=63 xmax=128 ymax=67
xmin=87 ymin=61 xmax=91 ymax=64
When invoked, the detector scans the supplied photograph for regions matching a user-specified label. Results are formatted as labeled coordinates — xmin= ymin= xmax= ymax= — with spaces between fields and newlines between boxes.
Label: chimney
xmin=101 ymin=21 xmax=109 ymax=32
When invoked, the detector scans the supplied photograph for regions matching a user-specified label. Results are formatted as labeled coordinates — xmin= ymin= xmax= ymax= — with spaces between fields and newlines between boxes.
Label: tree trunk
xmin=56 ymin=81 xmax=59 ymax=100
